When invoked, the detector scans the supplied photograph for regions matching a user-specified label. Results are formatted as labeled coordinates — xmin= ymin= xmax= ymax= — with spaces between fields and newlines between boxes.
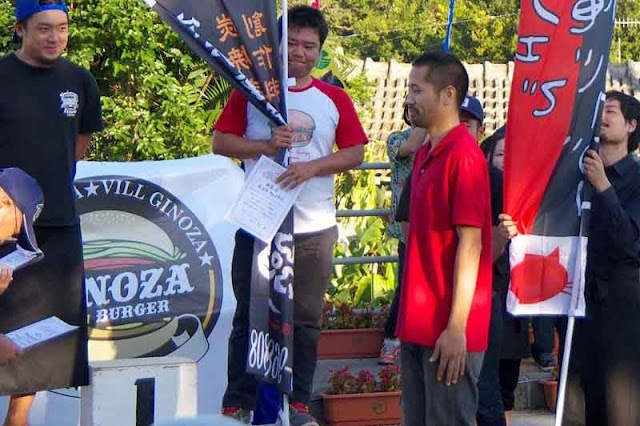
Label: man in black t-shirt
xmin=0 ymin=1 xmax=103 ymax=424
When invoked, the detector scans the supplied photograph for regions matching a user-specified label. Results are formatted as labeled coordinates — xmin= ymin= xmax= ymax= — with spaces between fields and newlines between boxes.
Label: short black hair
xmin=412 ymin=50 xmax=469 ymax=107
xmin=605 ymin=90 xmax=640 ymax=153
xmin=481 ymin=126 xmax=506 ymax=164
xmin=285 ymin=5 xmax=329 ymax=46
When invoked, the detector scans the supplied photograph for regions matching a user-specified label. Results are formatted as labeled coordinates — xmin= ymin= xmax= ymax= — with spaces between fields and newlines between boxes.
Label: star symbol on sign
xmin=199 ymin=252 xmax=213 ymax=267
xmin=85 ymin=181 xmax=99 ymax=197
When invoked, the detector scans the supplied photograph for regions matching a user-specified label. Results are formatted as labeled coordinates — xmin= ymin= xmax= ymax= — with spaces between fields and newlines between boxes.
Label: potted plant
xmin=318 ymin=299 xmax=388 ymax=359
xmin=541 ymin=366 xmax=558 ymax=413
xmin=320 ymin=365 xmax=402 ymax=426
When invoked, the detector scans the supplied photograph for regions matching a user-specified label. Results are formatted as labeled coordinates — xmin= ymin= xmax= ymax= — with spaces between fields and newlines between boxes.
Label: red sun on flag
xmin=510 ymin=248 xmax=573 ymax=304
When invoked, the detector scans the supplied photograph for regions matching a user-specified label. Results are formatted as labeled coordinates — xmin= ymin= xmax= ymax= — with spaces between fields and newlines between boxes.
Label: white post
xmin=79 ymin=357 xmax=197 ymax=426
xmin=554 ymin=316 xmax=575 ymax=426
xmin=280 ymin=1 xmax=291 ymax=425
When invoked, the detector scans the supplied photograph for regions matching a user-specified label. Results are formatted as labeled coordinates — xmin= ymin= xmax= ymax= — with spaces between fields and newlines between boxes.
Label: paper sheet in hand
xmin=6 ymin=316 xmax=78 ymax=350
xmin=0 ymin=245 xmax=43 ymax=271
xmin=226 ymin=156 xmax=303 ymax=243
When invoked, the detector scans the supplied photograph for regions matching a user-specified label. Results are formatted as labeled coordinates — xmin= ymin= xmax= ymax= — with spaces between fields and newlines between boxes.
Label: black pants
xmin=532 ymin=316 xmax=556 ymax=356
xmin=477 ymin=291 xmax=506 ymax=426
xmin=384 ymin=241 xmax=405 ymax=338
xmin=498 ymin=359 xmax=521 ymax=411
xmin=563 ymin=300 xmax=640 ymax=426
xmin=223 ymin=227 xmax=338 ymax=409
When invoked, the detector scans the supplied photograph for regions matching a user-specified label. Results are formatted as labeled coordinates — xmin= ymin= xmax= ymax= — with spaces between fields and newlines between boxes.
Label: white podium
xmin=80 ymin=357 xmax=197 ymax=426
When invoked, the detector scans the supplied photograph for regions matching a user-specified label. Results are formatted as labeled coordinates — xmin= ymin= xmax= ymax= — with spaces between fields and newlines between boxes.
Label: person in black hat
xmin=0 ymin=168 xmax=44 ymax=366
xmin=0 ymin=0 xmax=103 ymax=424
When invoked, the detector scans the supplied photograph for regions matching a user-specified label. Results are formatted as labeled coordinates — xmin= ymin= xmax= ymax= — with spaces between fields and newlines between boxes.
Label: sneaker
xmin=221 ymin=406 xmax=252 ymax=424
xmin=288 ymin=402 xmax=319 ymax=426
xmin=536 ymin=352 xmax=557 ymax=372
xmin=378 ymin=338 xmax=400 ymax=365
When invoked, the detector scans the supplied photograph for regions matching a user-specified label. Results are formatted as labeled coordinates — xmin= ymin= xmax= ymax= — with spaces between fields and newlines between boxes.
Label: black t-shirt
xmin=0 ymin=53 xmax=103 ymax=226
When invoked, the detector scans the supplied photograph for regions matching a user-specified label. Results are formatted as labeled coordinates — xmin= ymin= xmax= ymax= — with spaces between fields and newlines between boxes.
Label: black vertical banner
xmin=146 ymin=0 xmax=285 ymax=126
xmin=145 ymin=0 xmax=295 ymax=394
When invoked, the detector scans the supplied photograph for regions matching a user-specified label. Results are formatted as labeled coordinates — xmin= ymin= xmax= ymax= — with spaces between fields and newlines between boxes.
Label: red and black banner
xmin=504 ymin=1 xmax=616 ymax=316
xmin=145 ymin=0 xmax=295 ymax=394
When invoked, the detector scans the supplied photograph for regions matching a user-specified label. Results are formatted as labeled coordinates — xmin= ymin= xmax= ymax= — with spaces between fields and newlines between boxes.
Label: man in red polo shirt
xmin=397 ymin=50 xmax=493 ymax=426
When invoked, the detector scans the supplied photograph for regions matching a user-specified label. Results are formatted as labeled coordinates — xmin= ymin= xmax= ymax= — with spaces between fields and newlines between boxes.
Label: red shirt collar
xmin=415 ymin=124 xmax=468 ymax=170
xmin=428 ymin=123 xmax=468 ymax=157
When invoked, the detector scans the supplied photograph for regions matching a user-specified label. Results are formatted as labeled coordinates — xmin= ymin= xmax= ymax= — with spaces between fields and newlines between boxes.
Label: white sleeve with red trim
xmin=313 ymin=81 xmax=369 ymax=149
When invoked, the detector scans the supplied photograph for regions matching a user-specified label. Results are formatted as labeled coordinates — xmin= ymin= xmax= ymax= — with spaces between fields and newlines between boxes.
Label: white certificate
xmin=226 ymin=156 xmax=304 ymax=243
xmin=0 ymin=245 xmax=43 ymax=271
xmin=6 ymin=316 xmax=78 ymax=350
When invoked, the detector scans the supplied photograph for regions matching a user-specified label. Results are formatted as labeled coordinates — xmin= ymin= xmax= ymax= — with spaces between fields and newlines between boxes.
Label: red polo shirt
xmin=396 ymin=124 xmax=493 ymax=351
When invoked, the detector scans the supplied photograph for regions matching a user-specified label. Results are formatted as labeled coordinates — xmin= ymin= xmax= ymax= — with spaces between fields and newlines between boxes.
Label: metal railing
xmin=333 ymin=162 xmax=399 ymax=266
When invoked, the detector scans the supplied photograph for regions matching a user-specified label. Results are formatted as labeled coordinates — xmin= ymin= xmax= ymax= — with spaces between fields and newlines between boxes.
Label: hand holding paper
xmin=0 ymin=334 xmax=20 ymax=364
xmin=6 ymin=316 xmax=78 ymax=351
xmin=226 ymin=156 xmax=304 ymax=243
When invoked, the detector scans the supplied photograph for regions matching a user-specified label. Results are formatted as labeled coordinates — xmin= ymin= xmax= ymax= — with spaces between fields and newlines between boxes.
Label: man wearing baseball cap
xmin=460 ymin=94 xmax=486 ymax=142
xmin=0 ymin=168 xmax=44 ymax=367
xmin=0 ymin=1 xmax=103 ymax=424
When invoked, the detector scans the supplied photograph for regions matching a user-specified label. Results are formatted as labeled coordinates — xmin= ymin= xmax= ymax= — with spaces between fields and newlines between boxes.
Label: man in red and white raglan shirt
xmin=213 ymin=6 xmax=367 ymax=426
xmin=397 ymin=50 xmax=493 ymax=426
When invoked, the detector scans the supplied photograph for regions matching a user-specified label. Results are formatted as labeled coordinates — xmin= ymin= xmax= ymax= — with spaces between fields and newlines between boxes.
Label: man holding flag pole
xmin=213 ymin=5 xmax=367 ymax=425
xmin=500 ymin=91 xmax=640 ymax=425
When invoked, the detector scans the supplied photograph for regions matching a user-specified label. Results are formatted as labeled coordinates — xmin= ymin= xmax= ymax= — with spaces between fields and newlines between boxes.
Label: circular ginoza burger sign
xmin=74 ymin=176 xmax=222 ymax=361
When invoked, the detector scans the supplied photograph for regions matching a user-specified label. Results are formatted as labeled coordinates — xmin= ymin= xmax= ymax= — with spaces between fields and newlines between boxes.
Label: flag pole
xmin=279 ymin=0 xmax=291 ymax=425
xmin=555 ymin=316 xmax=575 ymax=425
xmin=443 ymin=0 xmax=456 ymax=51
xmin=555 ymin=165 xmax=593 ymax=425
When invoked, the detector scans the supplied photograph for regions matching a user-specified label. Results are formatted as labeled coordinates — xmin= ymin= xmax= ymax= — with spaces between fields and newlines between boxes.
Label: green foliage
xmin=293 ymin=0 xmax=640 ymax=64
xmin=317 ymin=0 xmax=520 ymax=63
xmin=331 ymin=147 xmax=397 ymax=306
xmin=0 ymin=0 xmax=227 ymax=161
xmin=612 ymin=0 xmax=640 ymax=63
xmin=67 ymin=0 xmax=226 ymax=160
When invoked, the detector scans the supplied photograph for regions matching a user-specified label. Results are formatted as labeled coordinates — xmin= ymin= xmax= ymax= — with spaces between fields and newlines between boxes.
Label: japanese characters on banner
xmin=144 ymin=0 xmax=285 ymax=126
xmin=144 ymin=0 xmax=295 ymax=395
xmin=504 ymin=0 xmax=616 ymax=316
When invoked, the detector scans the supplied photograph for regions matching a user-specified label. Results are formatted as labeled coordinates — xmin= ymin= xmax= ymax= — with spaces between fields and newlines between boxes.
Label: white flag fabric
xmin=507 ymin=234 xmax=587 ymax=317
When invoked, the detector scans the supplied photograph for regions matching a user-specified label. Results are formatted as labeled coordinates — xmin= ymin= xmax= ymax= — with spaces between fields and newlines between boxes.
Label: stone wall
xmin=357 ymin=59 xmax=640 ymax=141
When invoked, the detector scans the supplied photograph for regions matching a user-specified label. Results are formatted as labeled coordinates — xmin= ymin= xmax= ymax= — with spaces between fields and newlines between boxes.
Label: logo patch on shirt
xmin=59 ymin=91 xmax=79 ymax=117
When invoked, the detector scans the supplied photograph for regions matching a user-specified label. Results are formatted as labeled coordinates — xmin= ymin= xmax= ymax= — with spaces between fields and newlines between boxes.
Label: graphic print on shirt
xmin=59 ymin=91 xmax=79 ymax=118
xmin=288 ymin=109 xmax=316 ymax=163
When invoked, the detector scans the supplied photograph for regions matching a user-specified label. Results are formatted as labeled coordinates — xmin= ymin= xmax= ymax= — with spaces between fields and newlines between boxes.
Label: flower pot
xmin=320 ymin=391 xmax=402 ymax=426
xmin=318 ymin=328 xmax=385 ymax=360
xmin=541 ymin=380 xmax=558 ymax=413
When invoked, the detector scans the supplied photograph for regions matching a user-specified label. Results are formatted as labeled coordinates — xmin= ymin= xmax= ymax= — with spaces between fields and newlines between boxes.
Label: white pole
xmin=282 ymin=0 xmax=290 ymax=118
xmin=554 ymin=316 xmax=575 ymax=426
xmin=280 ymin=2 xmax=291 ymax=425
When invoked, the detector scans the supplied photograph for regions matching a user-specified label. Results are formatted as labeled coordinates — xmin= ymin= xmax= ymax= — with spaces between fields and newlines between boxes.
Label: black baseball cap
xmin=0 ymin=168 xmax=44 ymax=252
